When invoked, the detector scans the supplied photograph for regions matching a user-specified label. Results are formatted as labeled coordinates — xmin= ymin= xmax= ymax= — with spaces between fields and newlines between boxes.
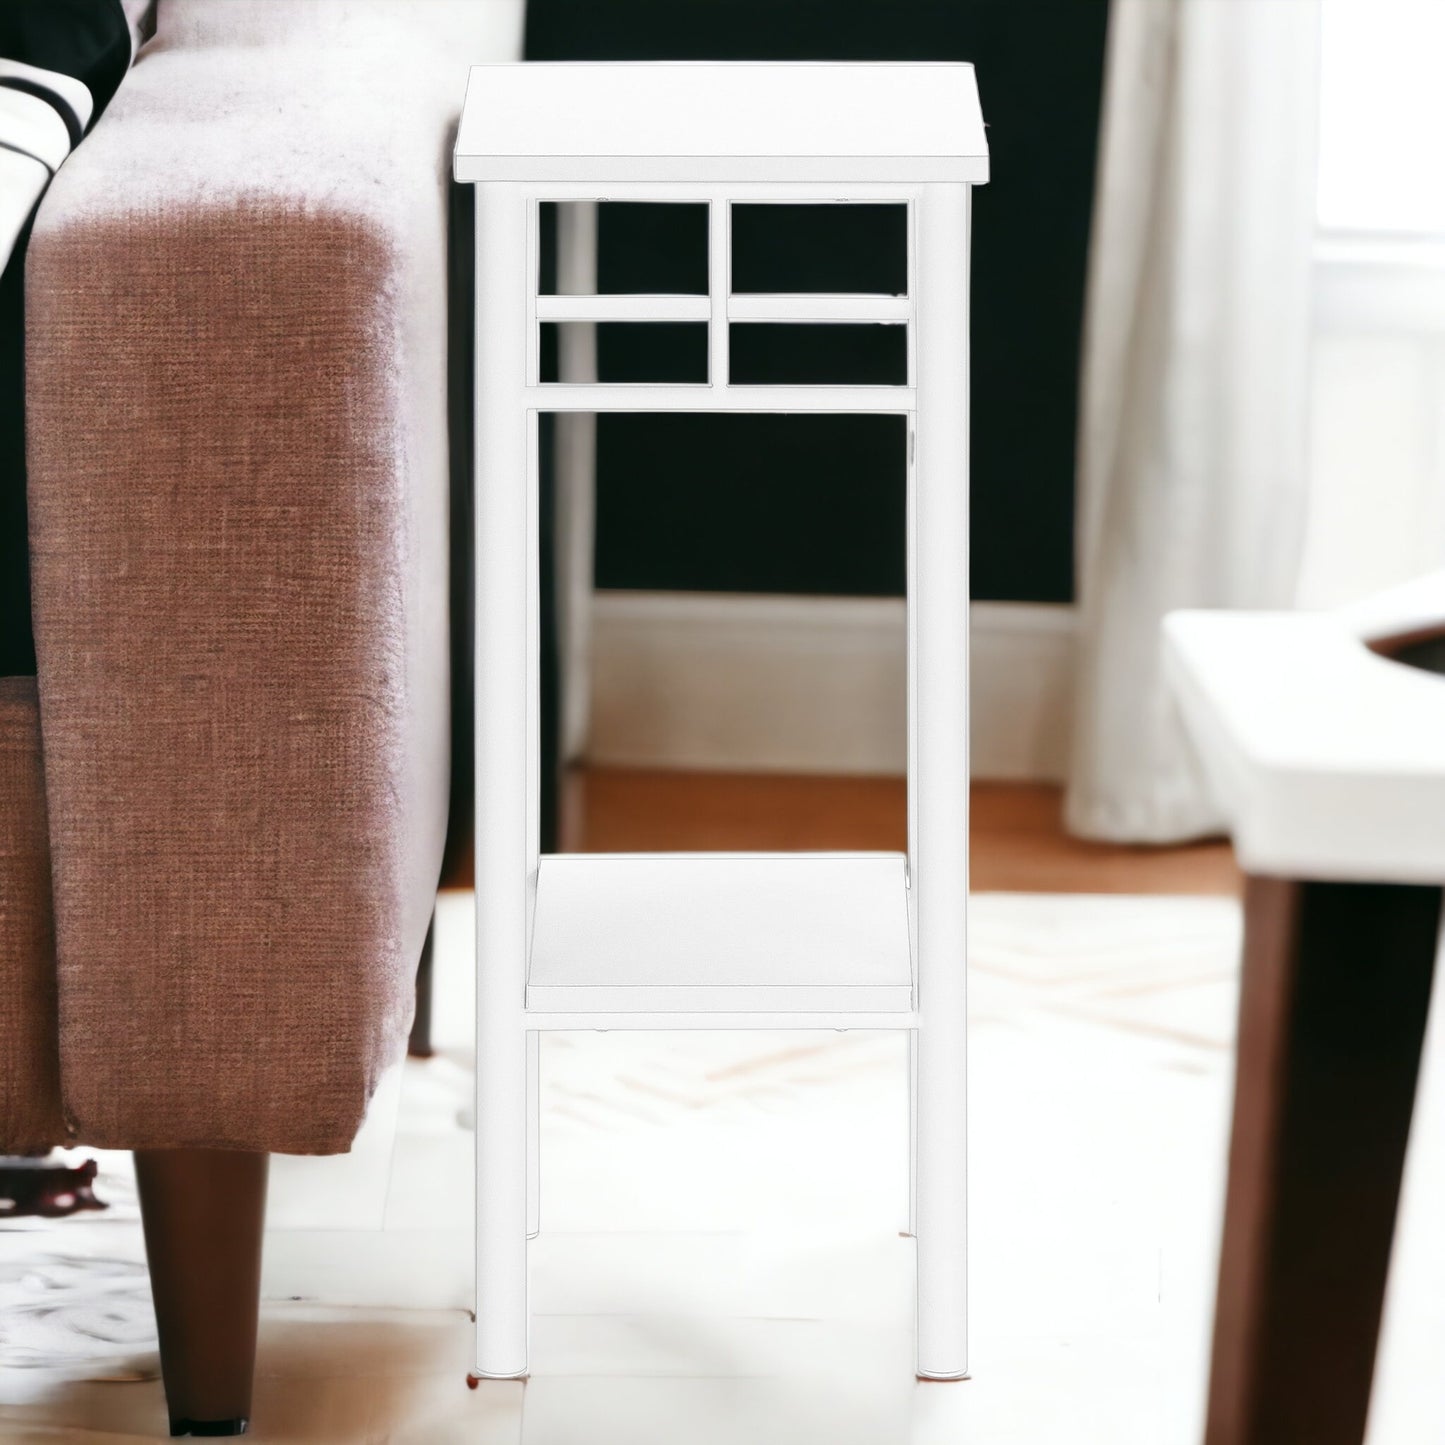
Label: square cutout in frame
xmin=587 ymin=411 xmax=909 ymax=596
xmin=730 ymin=324 xmax=908 ymax=386
xmin=539 ymin=202 xmax=710 ymax=296
xmin=731 ymin=204 xmax=908 ymax=296
xmin=540 ymin=323 xmax=709 ymax=384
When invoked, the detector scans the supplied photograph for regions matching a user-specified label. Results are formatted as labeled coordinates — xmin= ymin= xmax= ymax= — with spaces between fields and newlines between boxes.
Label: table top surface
xmin=455 ymin=62 xmax=988 ymax=184
xmin=1164 ymin=573 xmax=1445 ymax=883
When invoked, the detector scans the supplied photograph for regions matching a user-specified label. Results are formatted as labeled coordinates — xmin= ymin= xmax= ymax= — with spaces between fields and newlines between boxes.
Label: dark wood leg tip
xmin=135 ymin=1150 xmax=267 ymax=1439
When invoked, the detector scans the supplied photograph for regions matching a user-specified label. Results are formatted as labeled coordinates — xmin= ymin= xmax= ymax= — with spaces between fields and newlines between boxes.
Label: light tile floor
xmin=4 ymin=891 xmax=1444 ymax=1443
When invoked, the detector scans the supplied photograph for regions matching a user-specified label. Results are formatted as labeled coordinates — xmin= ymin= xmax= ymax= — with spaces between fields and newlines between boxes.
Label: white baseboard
xmin=587 ymin=592 xmax=1076 ymax=782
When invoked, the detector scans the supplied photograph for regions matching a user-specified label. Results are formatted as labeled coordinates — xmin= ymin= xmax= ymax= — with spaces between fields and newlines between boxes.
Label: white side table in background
xmin=1165 ymin=576 xmax=1445 ymax=1445
xmin=453 ymin=61 xmax=988 ymax=1382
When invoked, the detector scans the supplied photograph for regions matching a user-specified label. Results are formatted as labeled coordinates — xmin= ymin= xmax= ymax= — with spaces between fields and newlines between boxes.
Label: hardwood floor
xmin=559 ymin=768 xmax=1241 ymax=896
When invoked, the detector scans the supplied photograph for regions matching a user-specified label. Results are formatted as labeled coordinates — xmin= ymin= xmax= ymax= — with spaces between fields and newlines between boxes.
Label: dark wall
xmin=527 ymin=0 xmax=1109 ymax=603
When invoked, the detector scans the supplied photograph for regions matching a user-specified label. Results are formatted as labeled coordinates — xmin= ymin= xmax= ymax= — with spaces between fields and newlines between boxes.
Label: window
xmin=1299 ymin=0 xmax=1445 ymax=607
xmin=1317 ymin=0 xmax=1445 ymax=236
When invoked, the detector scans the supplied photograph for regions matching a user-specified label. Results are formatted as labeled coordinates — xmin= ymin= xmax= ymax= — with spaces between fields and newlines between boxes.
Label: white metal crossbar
xmin=535 ymin=294 xmax=710 ymax=322
xmin=535 ymin=293 xmax=911 ymax=325
xmin=524 ymin=383 xmax=916 ymax=413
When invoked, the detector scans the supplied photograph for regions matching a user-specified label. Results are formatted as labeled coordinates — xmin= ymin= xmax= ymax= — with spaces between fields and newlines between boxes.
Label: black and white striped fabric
xmin=0 ymin=0 xmax=143 ymax=269
xmin=1 ymin=0 xmax=143 ymax=678
xmin=0 ymin=58 xmax=95 ymax=273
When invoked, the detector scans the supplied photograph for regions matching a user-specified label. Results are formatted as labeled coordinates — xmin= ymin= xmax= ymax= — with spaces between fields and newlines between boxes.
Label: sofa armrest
xmin=23 ymin=20 xmax=499 ymax=1153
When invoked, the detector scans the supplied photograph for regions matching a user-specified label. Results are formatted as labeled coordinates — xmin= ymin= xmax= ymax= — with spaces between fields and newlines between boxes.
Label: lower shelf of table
xmin=524 ymin=851 xmax=915 ymax=1018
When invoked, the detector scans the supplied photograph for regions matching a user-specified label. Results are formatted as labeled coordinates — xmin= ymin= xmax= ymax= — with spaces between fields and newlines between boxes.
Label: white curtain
xmin=1065 ymin=0 xmax=1321 ymax=842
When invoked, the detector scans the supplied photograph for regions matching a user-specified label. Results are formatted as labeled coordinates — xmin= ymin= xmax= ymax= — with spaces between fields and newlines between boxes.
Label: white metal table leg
xmin=526 ymin=1030 xmax=540 ymax=1239
xmin=474 ymin=181 xmax=532 ymax=1380
xmin=908 ymin=1028 xmax=919 ymax=1238
xmin=911 ymin=182 xmax=971 ymax=1381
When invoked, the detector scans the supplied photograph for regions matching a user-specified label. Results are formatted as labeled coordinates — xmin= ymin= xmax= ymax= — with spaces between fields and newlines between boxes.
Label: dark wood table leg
xmin=408 ymin=914 xmax=436 ymax=1059
xmin=134 ymin=1149 xmax=268 ymax=1437
xmin=1206 ymin=875 xmax=1442 ymax=1445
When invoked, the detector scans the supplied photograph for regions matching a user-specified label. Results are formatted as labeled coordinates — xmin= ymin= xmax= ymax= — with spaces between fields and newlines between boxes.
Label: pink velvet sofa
xmin=1 ymin=2 xmax=523 ymax=1433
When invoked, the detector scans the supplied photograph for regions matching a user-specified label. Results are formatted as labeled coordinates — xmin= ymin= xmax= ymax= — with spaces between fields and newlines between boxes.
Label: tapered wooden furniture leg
xmin=134 ymin=1149 xmax=269 ymax=1438
xmin=407 ymin=919 xmax=433 ymax=1057
xmin=1205 ymin=876 xmax=1442 ymax=1445
xmin=408 ymin=915 xmax=436 ymax=1059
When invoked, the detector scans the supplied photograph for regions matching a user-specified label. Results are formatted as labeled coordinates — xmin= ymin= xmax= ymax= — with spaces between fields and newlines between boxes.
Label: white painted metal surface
xmin=459 ymin=61 xmax=985 ymax=1382
xmin=526 ymin=1031 xmax=540 ymax=1240
xmin=472 ymin=182 xmax=532 ymax=1378
xmin=709 ymin=196 xmax=731 ymax=389
xmin=537 ymin=293 xmax=710 ymax=322
xmin=525 ymin=383 xmax=914 ymax=413
xmin=911 ymin=184 xmax=973 ymax=1379
xmin=528 ymin=854 xmax=913 ymax=1014
xmin=1165 ymin=585 xmax=1445 ymax=884
xmin=456 ymin=63 xmax=988 ymax=184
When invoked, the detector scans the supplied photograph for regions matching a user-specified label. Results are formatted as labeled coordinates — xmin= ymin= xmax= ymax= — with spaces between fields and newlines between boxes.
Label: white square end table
xmin=454 ymin=60 xmax=988 ymax=1383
